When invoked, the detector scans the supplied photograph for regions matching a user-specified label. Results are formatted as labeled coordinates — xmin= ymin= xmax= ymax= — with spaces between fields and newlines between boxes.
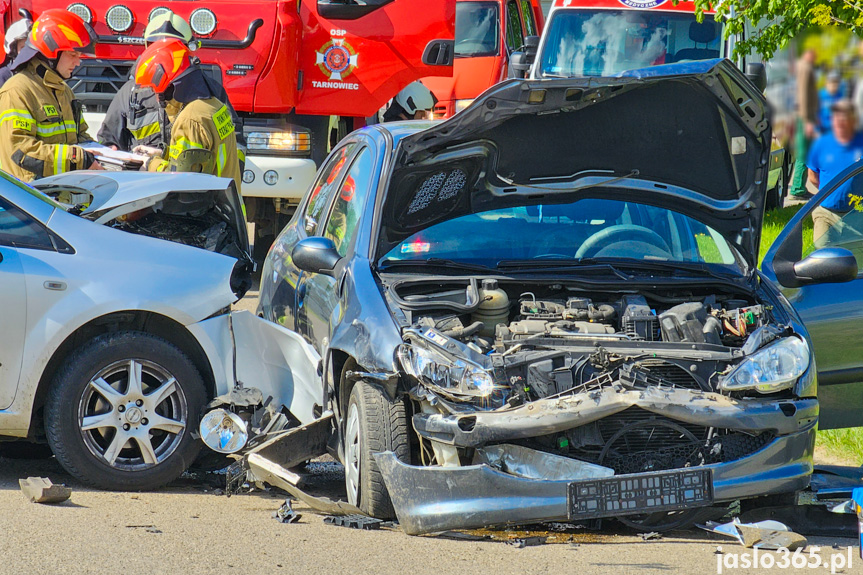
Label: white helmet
xmin=4 ymin=19 xmax=31 ymax=55
xmin=395 ymin=81 xmax=435 ymax=115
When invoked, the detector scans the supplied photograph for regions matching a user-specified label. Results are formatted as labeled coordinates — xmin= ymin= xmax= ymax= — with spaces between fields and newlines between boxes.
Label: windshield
xmin=381 ymin=199 xmax=744 ymax=273
xmin=455 ymin=1 xmax=500 ymax=57
xmin=539 ymin=9 xmax=721 ymax=77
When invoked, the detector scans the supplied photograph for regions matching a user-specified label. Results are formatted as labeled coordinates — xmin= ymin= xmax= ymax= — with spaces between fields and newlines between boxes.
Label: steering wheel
xmin=575 ymin=224 xmax=672 ymax=259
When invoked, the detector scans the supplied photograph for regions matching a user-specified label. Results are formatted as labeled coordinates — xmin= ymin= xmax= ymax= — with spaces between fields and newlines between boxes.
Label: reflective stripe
xmin=0 ymin=109 xmax=35 ymax=131
xmin=217 ymin=143 xmax=226 ymax=176
xmin=130 ymin=121 xmax=161 ymax=141
xmin=35 ymin=121 xmax=77 ymax=137
xmin=53 ymin=144 xmax=67 ymax=175
xmin=168 ymin=136 xmax=204 ymax=160
xmin=237 ymin=148 xmax=246 ymax=163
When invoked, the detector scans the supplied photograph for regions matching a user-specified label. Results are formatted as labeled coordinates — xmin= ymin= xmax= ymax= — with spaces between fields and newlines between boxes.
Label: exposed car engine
xmin=389 ymin=277 xmax=800 ymax=481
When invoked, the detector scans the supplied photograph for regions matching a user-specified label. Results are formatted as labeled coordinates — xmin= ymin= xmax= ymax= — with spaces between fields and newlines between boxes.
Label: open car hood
xmin=382 ymin=59 xmax=771 ymax=267
xmin=34 ymin=171 xmax=250 ymax=260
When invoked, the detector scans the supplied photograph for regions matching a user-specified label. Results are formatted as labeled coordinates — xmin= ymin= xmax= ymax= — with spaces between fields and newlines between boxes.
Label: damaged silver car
xmin=0 ymin=171 xmax=252 ymax=490
xmin=236 ymin=59 xmax=858 ymax=534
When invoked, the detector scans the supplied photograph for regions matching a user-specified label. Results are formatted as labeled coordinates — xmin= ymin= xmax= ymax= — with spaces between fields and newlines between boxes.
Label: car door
xmin=762 ymin=161 xmax=863 ymax=429
xmin=297 ymin=143 xmax=376 ymax=356
xmin=0 ymin=196 xmax=57 ymax=410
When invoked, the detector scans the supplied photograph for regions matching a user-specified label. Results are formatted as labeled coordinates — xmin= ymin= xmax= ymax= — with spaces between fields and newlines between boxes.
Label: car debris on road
xmin=19 ymin=477 xmax=71 ymax=504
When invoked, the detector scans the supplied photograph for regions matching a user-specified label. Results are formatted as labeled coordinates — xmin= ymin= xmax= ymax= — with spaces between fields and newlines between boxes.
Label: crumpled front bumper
xmin=376 ymin=427 xmax=814 ymax=535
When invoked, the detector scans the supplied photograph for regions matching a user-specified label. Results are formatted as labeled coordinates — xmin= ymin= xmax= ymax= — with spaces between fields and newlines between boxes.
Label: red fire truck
xmin=4 ymin=0 xmax=455 ymax=255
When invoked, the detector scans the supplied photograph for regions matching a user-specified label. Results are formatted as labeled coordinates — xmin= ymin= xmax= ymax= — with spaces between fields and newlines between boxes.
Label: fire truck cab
xmin=422 ymin=0 xmax=544 ymax=119
xmin=5 ymin=0 xmax=455 ymax=256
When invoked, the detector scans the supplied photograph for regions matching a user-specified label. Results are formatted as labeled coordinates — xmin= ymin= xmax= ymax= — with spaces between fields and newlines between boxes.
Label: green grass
xmin=759 ymin=205 xmax=861 ymax=464
xmin=758 ymin=204 xmax=814 ymax=268
xmin=816 ymin=428 xmax=863 ymax=466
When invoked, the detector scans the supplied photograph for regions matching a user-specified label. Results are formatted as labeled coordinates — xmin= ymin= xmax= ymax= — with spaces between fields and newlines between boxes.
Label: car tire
xmin=344 ymin=381 xmax=409 ymax=519
xmin=44 ymin=331 xmax=206 ymax=490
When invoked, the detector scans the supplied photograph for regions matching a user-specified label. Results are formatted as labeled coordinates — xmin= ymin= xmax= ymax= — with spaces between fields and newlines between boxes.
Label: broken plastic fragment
xmin=19 ymin=477 xmax=71 ymax=504
xmin=273 ymin=499 xmax=302 ymax=524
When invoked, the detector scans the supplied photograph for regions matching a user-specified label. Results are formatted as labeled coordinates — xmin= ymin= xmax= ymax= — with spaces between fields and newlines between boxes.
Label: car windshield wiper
xmin=496 ymin=258 xmax=633 ymax=281
xmin=378 ymin=258 xmax=498 ymax=274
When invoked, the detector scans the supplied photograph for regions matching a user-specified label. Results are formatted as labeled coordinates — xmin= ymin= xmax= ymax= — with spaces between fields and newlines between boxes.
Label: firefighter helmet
xmin=144 ymin=11 xmax=193 ymax=43
xmin=28 ymin=9 xmax=95 ymax=58
xmin=4 ymin=19 xmax=32 ymax=55
xmin=134 ymin=37 xmax=192 ymax=94
xmin=394 ymin=81 xmax=435 ymax=115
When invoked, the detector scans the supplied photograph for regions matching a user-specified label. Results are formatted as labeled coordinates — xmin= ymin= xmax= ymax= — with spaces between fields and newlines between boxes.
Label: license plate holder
xmin=568 ymin=468 xmax=713 ymax=520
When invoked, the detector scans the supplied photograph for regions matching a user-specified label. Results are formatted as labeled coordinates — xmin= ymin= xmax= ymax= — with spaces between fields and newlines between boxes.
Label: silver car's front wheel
xmin=78 ymin=359 xmax=188 ymax=471
xmin=45 ymin=331 xmax=206 ymax=490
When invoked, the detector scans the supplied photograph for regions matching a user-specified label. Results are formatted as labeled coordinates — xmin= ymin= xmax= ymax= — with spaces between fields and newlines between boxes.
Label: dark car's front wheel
xmin=344 ymin=381 xmax=409 ymax=519
xmin=44 ymin=332 xmax=206 ymax=490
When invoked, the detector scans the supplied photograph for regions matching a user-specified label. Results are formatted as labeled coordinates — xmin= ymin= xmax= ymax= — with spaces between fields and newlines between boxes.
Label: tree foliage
xmin=686 ymin=0 xmax=862 ymax=59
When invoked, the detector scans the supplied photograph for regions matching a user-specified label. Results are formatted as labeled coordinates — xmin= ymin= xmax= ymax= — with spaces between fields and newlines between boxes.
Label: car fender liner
xmin=412 ymin=387 xmax=819 ymax=448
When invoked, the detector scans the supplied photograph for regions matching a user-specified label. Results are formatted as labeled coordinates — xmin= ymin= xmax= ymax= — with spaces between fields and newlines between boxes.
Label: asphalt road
xmin=0 ymin=454 xmax=860 ymax=575
xmin=2 ymin=268 xmax=859 ymax=575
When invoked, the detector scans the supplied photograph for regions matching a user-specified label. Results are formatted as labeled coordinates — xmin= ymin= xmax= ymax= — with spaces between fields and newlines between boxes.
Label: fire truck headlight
xmin=106 ymin=5 xmax=134 ymax=33
xmin=245 ymin=130 xmax=312 ymax=156
xmin=67 ymin=3 xmax=94 ymax=24
xmin=190 ymin=8 xmax=217 ymax=36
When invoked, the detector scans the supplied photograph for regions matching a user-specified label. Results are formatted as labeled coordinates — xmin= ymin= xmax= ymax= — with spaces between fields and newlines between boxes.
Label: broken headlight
xmin=720 ymin=337 xmax=810 ymax=393
xmin=398 ymin=344 xmax=498 ymax=398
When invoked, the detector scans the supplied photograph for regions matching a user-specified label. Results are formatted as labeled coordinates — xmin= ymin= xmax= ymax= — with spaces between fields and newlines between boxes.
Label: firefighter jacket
xmin=148 ymin=97 xmax=241 ymax=191
xmin=99 ymin=74 xmax=246 ymax=164
xmin=0 ymin=59 xmax=93 ymax=181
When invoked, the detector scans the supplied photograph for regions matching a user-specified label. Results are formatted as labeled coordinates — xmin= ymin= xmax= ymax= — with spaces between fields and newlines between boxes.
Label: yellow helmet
xmin=144 ymin=10 xmax=192 ymax=43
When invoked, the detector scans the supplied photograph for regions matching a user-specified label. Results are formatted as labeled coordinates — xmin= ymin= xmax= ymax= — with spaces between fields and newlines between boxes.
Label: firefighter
xmin=98 ymin=10 xmax=245 ymax=166
xmin=0 ymin=9 xmax=102 ymax=181
xmin=382 ymin=81 xmax=436 ymax=122
xmin=0 ymin=18 xmax=32 ymax=88
xmin=133 ymin=38 xmax=241 ymax=190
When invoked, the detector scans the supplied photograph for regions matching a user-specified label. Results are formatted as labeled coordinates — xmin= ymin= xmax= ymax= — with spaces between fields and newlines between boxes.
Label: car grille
xmin=593 ymin=407 xmax=774 ymax=475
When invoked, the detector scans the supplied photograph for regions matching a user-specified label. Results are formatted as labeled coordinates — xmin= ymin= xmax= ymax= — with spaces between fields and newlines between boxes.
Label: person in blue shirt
xmin=818 ymin=71 xmax=847 ymax=134
xmin=808 ymin=99 xmax=863 ymax=246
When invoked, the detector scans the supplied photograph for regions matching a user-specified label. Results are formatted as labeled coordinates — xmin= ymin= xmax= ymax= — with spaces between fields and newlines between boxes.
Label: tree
xmin=688 ymin=0 xmax=862 ymax=59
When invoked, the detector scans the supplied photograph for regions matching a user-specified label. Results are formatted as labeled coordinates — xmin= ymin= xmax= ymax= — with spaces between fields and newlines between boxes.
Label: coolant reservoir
xmin=473 ymin=279 xmax=510 ymax=337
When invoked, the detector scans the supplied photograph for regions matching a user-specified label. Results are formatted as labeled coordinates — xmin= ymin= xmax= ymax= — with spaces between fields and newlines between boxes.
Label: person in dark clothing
xmin=0 ymin=19 xmax=32 ymax=88
xmin=97 ymin=11 xmax=245 ymax=164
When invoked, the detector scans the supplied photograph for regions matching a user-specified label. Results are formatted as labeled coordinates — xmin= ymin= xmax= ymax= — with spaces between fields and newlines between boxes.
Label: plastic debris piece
xmin=19 ymin=477 xmax=71 ymax=504
xmin=639 ymin=532 xmax=662 ymax=541
xmin=699 ymin=519 xmax=806 ymax=551
xmin=323 ymin=514 xmax=384 ymax=530
xmin=273 ymin=499 xmax=302 ymax=524
xmin=506 ymin=536 xmax=546 ymax=548
xmin=830 ymin=501 xmax=856 ymax=514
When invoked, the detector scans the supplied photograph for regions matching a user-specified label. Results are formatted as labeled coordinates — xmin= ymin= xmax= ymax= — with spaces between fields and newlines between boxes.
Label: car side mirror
xmin=745 ymin=62 xmax=767 ymax=93
xmin=510 ymin=35 xmax=539 ymax=74
xmin=292 ymin=237 xmax=342 ymax=277
xmin=776 ymin=247 xmax=858 ymax=287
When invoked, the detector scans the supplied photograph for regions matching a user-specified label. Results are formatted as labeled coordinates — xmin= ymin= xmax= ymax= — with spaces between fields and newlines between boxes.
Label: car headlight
xmin=454 ymin=99 xmax=474 ymax=114
xmin=398 ymin=344 xmax=497 ymax=398
xmin=245 ymin=130 xmax=311 ymax=155
xmin=720 ymin=337 xmax=810 ymax=393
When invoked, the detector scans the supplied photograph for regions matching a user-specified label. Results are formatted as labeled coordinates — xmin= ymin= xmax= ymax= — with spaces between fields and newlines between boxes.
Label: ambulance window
xmin=0 ymin=197 xmax=54 ymax=251
xmin=304 ymin=143 xmax=357 ymax=235
xmin=324 ymin=147 xmax=374 ymax=257
xmin=505 ymin=0 xmax=524 ymax=50
xmin=520 ymin=0 xmax=536 ymax=36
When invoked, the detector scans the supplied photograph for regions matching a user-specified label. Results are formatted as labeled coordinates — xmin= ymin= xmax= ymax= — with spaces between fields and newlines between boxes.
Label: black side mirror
xmin=746 ymin=62 xmax=767 ymax=93
xmin=292 ymin=237 xmax=342 ymax=277
xmin=776 ymin=247 xmax=858 ymax=287
xmin=510 ymin=35 xmax=540 ymax=75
